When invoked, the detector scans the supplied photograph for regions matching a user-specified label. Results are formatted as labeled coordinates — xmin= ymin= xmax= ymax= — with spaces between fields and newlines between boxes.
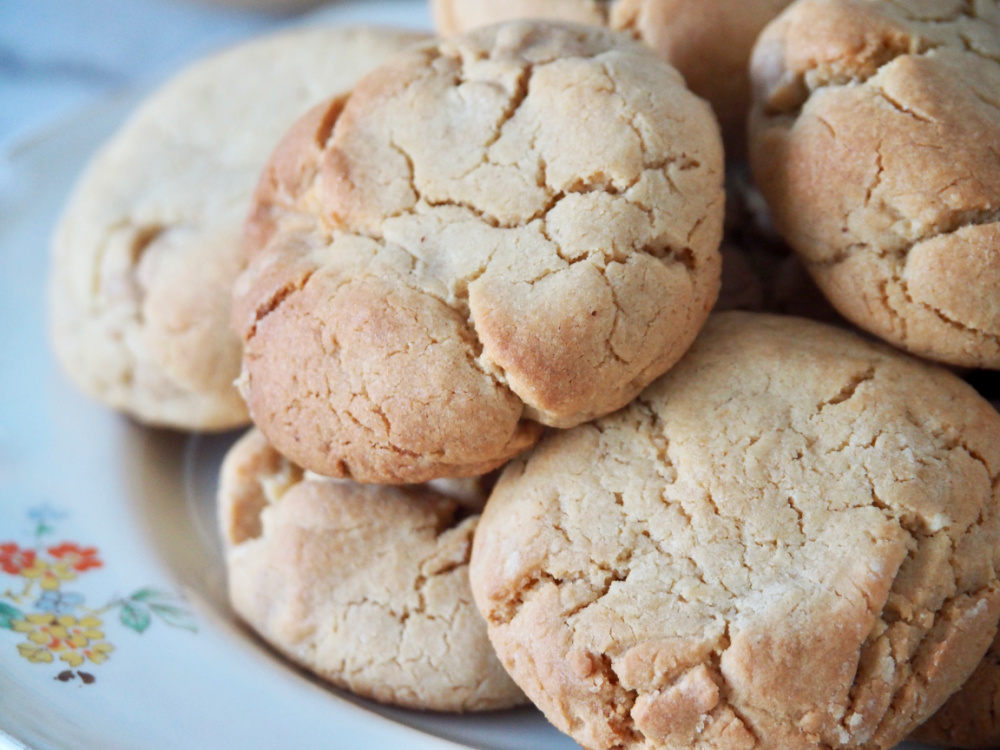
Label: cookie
xmin=470 ymin=312 xmax=1000 ymax=750
xmin=431 ymin=0 xmax=794 ymax=158
xmin=749 ymin=0 xmax=1000 ymax=369
xmin=218 ymin=429 xmax=525 ymax=712
xmin=49 ymin=25 xmax=428 ymax=431
xmin=910 ymin=629 xmax=1000 ymax=748
xmin=233 ymin=21 xmax=724 ymax=483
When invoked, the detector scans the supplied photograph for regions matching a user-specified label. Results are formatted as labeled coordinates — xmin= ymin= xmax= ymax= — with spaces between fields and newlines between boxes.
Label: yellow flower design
xmin=77 ymin=641 xmax=113 ymax=667
xmin=19 ymin=559 xmax=76 ymax=590
xmin=11 ymin=613 xmax=113 ymax=666
xmin=17 ymin=642 xmax=53 ymax=663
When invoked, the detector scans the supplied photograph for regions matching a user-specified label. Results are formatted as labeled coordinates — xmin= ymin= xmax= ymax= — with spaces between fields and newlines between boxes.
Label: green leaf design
xmin=129 ymin=587 xmax=172 ymax=603
xmin=120 ymin=602 xmax=151 ymax=634
xmin=149 ymin=603 xmax=197 ymax=633
xmin=0 ymin=602 xmax=24 ymax=629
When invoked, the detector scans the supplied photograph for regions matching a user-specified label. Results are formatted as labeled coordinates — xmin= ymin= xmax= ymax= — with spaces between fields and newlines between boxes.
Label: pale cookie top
xmin=49 ymin=25 xmax=427 ymax=431
xmin=218 ymin=429 xmax=524 ymax=712
xmin=234 ymin=21 xmax=724 ymax=483
xmin=911 ymin=629 xmax=1000 ymax=748
xmin=471 ymin=312 xmax=1000 ymax=750
xmin=431 ymin=0 xmax=794 ymax=158
xmin=750 ymin=0 xmax=1000 ymax=369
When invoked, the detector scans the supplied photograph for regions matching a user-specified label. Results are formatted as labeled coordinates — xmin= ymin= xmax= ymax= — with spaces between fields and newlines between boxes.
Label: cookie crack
xmin=881 ymin=277 xmax=911 ymax=344
xmin=706 ymin=647 xmax=764 ymax=749
xmin=971 ymin=85 xmax=1000 ymax=112
xmin=818 ymin=366 xmax=877 ymax=411
xmin=864 ymin=584 xmax=1000 ymax=743
xmin=487 ymin=569 xmax=586 ymax=626
xmin=599 ymin=268 xmax=629 ymax=368
xmin=900 ymin=277 xmax=1000 ymax=345
xmin=901 ymin=407 xmax=997 ymax=483
xmin=318 ymin=344 xmax=452 ymax=467
xmin=484 ymin=62 xmax=534 ymax=156
xmin=595 ymin=654 xmax=644 ymax=747
xmin=759 ymin=0 xmax=1000 ymax=122
xmin=245 ymin=267 xmax=317 ymax=342
xmin=883 ymin=0 xmax=976 ymax=24
xmin=342 ymin=229 xmax=512 ymax=391
xmin=874 ymin=85 xmax=936 ymax=123
xmin=808 ymin=207 xmax=1000 ymax=343
xmin=634 ymin=397 xmax=682 ymax=486
xmin=761 ymin=38 xmax=933 ymax=118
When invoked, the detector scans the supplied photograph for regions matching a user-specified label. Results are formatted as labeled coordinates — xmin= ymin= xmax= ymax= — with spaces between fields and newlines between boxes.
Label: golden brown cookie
xmin=234 ymin=21 xmax=724 ymax=483
xmin=911 ymin=629 xmax=1000 ymax=748
xmin=431 ymin=0 xmax=794 ymax=158
xmin=49 ymin=26 xmax=427 ymax=431
xmin=471 ymin=312 xmax=1000 ymax=750
xmin=218 ymin=429 xmax=525 ymax=712
xmin=750 ymin=0 xmax=1000 ymax=369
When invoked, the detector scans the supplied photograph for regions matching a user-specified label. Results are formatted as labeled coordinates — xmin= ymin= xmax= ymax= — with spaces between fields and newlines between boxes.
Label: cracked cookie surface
xmin=218 ymin=428 xmax=524 ymax=712
xmin=749 ymin=0 xmax=1000 ymax=369
xmin=235 ymin=21 xmax=724 ymax=483
xmin=470 ymin=312 xmax=1000 ymax=750
xmin=911 ymin=628 xmax=1000 ymax=747
xmin=430 ymin=0 xmax=794 ymax=159
xmin=49 ymin=25 xmax=427 ymax=430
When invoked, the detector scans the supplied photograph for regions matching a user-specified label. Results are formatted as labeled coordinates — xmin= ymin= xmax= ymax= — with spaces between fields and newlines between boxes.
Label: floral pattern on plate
xmin=0 ymin=505 xmax=196 ymax=683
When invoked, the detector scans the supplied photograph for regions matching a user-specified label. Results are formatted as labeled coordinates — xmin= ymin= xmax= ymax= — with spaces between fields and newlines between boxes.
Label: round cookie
xmin=234 ymin=21 xmax=724 ymax=483
xmin=749 ymin=0 xmax=1000 ymax=369
xmin=218 ymin=428 xmax=525 ymax=712
xmin=49 ymin=25 xmax=427 ymax=431
xmin=431 ymin=0 xmax=795 ymax=158
xmin=470 ymin=312 xmax=1000 ymax=750
xmin=910 ymin=629 xmax=1000 ymax=748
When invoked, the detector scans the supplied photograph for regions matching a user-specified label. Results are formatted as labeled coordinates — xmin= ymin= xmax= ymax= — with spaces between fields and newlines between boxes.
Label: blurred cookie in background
xmin=431 ymin=0 xmax=795 ymax=159
xmin=49 ymin=25 xmax=427 ymax=431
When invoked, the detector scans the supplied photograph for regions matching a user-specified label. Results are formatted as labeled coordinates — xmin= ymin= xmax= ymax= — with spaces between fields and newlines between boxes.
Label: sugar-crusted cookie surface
xmin=750 ymin=0 xmax=1000 ymax=369
xmin=431 ymin=0 xmax=794 ymax=158
xmin=234 ymin=21 xmax=724 ymax=483
xmin=471 ymin=312 xmax=1000 ymax=750
xmin=49 ymin=25 xmax=427 ymax=430
xmin=218 ymin=429 xmax=524 ymax=712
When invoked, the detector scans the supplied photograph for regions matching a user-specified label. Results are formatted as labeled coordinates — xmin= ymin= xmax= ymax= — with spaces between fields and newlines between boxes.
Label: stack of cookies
xmin=50 ymin=1 xmax=1000 ymax=748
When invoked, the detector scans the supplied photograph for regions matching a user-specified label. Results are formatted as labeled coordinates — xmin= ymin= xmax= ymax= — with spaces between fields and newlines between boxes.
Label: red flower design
xmin=47 ymin=542 xmax=103 ymax=572
xmin=0 ymin=543 xmax=36 ymax=575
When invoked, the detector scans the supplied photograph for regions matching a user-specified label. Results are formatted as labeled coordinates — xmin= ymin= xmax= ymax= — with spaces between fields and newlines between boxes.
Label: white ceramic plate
xmin=0 ymin=3 xmax=931 ymax=749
